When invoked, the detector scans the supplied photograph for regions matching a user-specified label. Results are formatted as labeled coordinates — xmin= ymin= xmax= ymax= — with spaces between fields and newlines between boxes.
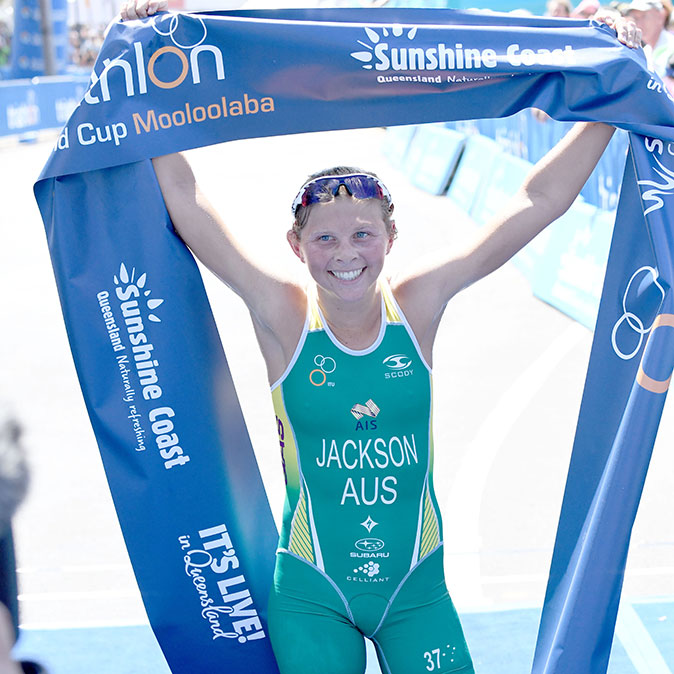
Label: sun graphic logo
xmin=350 ymin=25 xmax=418 ymax=70
xmin=114 ymin=263 xmax=164 ymax=322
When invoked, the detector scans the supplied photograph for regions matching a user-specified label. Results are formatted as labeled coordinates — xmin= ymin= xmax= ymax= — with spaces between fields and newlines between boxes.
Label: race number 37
xmin=423 ymin=644 xmax=458 ymax=671
xmin=424 ymin=649 xmax=441 ymax=671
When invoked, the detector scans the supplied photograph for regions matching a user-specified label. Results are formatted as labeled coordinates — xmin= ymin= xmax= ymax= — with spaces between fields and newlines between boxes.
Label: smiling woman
xmin=150 ymin=117 xmax=618 ymax=674
xmin=111 ymin=4 xmax=645 ymax=673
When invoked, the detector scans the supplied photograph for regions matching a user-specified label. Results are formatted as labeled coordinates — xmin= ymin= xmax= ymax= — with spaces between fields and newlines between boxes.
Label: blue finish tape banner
xmin=33 ymin=8 xmax=674 ymax=674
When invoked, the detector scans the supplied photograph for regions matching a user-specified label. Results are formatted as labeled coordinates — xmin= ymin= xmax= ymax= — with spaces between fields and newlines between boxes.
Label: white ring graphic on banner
xmin=611 ymin=266 xmax=665 ymax=360
xmin=151 ymin=12 xmax=207 ymax=49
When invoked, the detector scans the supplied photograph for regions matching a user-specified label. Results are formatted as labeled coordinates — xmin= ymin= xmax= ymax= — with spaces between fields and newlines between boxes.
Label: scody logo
xmin=349 ymin=24 xmax=575 ymax=74
xmin=383 ymin=354 xmax=411 ymax=370
xmin=383 ymin=353 xmax=413 ymax=380
xmin=85 ymin=13 xmax=225 ymax=105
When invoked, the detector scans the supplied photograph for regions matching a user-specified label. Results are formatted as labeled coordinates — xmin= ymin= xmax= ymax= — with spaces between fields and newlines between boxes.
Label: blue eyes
xmin=316 ymin=231 xmax=370 ymax=242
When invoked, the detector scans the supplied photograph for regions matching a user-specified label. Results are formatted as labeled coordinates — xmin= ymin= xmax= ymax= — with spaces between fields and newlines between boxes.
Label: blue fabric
xmin=33 ymin=8 xmax=674 ymax=674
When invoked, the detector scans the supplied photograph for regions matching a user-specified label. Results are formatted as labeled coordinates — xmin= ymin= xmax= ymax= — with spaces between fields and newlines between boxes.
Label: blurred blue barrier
xmin=385 ymin=108 xmax=624 ymax=330
xmin=531 ymin=200 xmax=613 ymax=330
xmin=446 ymin=109 xmax=627 ymax=211
xmin=446 ymin=134 xmax=503 ymax=215
xmin=404 ymin=123 xmax=466 ymax=195
xmin=0 ymin=76 xmax=89 ymax=137
xmin=381 ymin=124 xmax=418 ymax=168
xmin=471 ymin=152 xmax=533 ymax=227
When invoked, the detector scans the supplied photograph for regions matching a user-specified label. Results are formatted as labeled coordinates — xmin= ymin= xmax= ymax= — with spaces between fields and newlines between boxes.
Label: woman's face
xmin=288 ymin=196 xmax=393 ymax=304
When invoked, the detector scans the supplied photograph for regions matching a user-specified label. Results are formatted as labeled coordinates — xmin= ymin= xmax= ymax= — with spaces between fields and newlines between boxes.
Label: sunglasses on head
xmin=291 ymin=173 xmax=393 ymax=215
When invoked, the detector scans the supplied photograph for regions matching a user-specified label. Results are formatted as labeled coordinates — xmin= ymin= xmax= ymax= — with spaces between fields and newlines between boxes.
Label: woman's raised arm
xmin=394 ymin=16 xmax=641 ymax=358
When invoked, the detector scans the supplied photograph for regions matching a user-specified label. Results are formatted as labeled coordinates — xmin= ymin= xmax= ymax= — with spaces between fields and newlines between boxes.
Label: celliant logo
xmin=353 ymin=561 xmax=380 ymax=577
xmin=85 ymin=13 xmax=225 ymax=105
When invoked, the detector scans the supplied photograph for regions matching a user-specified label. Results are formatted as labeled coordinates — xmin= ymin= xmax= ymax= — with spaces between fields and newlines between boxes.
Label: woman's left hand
xmin=594 ymin=13 xmax=642 ymax=49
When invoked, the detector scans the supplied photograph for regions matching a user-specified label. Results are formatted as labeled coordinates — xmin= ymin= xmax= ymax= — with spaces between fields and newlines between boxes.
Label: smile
xmin=330 ymin=268 xmax=364 ymax=281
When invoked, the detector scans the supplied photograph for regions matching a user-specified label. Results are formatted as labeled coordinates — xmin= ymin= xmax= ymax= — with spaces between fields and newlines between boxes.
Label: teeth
xmin=332 ymin=269 xmax=363 ymax=281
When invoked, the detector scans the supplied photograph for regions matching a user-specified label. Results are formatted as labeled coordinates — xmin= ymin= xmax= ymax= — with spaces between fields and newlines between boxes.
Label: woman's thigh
xmin=268 ymin=552 xmax=367 ymax=674
xmin=371 ymin=549 xmax=474 ymax=674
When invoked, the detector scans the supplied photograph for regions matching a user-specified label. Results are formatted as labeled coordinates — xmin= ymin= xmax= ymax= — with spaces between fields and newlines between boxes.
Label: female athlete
xmin=120 ymin=3 xmax=640 ymax=672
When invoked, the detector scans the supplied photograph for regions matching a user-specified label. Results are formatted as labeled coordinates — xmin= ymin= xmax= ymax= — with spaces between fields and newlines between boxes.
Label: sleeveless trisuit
xmin=267 ymin=282 xmax=474 ymax=674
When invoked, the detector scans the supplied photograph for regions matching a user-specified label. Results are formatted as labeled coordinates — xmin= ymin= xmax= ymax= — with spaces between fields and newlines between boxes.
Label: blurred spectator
xmin=0 ymin=405 xmax=46 ymax=674
xmin=546 ymin=0 xmax=573 ymax=16
xmin=0 ymin=20 xmax=10 ymax=67
xmin=68 ymin=22 xmax=105 ymax=69
xmin=622 ymin=0 xmax=674 ymax=76
xmin=0 ymin=16 xmax=105 ymax=72
xmin=571 ymin=0 xmax=601 ymax=17
xmin=664 ymin=49 xmax=674 ymax=93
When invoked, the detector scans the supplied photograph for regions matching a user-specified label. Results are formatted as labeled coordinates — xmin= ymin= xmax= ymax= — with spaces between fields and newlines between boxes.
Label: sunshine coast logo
xmin=85 ymin=13 xmax=225 ymax=105
xmin=350 ymin=24 xmax=576 ymax=79
xmin=96 ymin=262 xmax=190 ymax=470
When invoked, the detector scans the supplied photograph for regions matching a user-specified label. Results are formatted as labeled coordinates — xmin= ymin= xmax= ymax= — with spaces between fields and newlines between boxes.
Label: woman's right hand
xmin=120 ymin=0 xmax=168 ymax=21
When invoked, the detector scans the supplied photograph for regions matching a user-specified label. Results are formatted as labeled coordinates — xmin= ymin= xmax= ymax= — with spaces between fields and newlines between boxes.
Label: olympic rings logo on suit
xmin=309 ymin=355 xmax=337 ymax=387
xmin=611 ymin=265 xmax=674 ymax=394
xmin=151 ymin=12 xmax=208 ymax=49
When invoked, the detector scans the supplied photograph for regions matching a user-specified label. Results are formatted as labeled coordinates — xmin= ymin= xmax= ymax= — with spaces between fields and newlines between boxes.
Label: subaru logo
xmin=355 ymin=538 xmax=385 ymax=552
